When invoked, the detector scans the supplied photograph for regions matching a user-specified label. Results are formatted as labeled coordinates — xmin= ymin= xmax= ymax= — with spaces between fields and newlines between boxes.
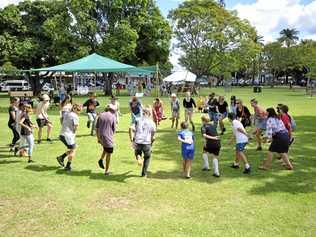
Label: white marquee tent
xmin=163 ymin=70 xmax=197 ymax=83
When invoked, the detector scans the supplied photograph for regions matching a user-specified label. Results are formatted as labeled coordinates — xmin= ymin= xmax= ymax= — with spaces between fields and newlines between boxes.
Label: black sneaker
xmin=98 ymin=159 xmax=105 ymax=169
xmin=141 ymin=173 xmax=147 ymax=178
xmin=185 ymin=176 xmax=192 ymax=179
xmin=56 ymin=156 xmax=65 ymax=167
xmin=231 ymin=164 xmax=240 ymax=169
xmin=38 ymin=140 xmax=42 ymax=144
xmin=65 ymin=166 xmax=72 ymax=172
xmin=256 ymin=146 xmax=262 ymax=151
xmin=213 ymin=174 xmax=220 ymax=178
xmin=289 ymin=137 xmax=295 ymax=146
xmin=223 ymin=127 xmax=226 ymax=133
xmin=14 ymin=147 xmax=19 ymax=156
xmin=105 ymin=172 xmax=110 ymax=176
xmin=28 ymin=160 xmax=34 ymax=163
xmin=87 ymin=121 xmax=90 ymax=128
xmin=47 ymin=138 xmax=53 ymax=143
xmin=243 ymin=167 xmax=251 ymax=174
xmin=202 ymin=168 xmax=211 ymax=171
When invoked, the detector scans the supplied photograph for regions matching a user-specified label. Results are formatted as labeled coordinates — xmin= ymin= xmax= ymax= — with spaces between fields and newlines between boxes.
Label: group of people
xmin=7 ymin=91 xmax=296 ymax=179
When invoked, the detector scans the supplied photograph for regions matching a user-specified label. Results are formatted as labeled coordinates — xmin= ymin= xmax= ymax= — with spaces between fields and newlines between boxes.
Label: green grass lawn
xmin=0 ymin=87 xmax=315 ymax=237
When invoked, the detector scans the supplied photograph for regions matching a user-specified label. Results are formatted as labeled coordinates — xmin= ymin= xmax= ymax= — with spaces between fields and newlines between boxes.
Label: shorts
xmin=59 ymin=135 xmax=76 ymax=149
xmin=36 ymin=118 xmax=48 ymax=128
xmin=269 ymin=132 xmax=290 ymax=153
xmin=172 ymin=110 xmax=180 ymax=119
xmin=255 ymin=118 xmax=267 ymax=130
xmin=236 ymin=143 xmax=247 ymax=152
xmin=135 ymin=144 xmax=152 ymax=159
xmin=203 ymin=145 xmax=220 ymax=156
xmin=182 ymin=149 xmax=194 ymax=160
xmin=103 ymin=147 xmax=114 ymax=154
xmin=219 ymin=112 xmax=227 ymax=119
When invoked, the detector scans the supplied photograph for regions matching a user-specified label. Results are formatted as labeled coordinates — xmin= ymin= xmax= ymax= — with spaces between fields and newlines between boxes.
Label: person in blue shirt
xmin=178 ymin=122 xmax=195 ymax=179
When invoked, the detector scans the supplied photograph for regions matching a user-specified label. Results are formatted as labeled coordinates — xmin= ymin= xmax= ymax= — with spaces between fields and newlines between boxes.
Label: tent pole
xmin=156 ymin=62 xmax=159 ymax=97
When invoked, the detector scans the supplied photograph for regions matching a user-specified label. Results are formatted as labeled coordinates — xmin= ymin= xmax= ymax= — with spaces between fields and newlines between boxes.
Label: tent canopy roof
xmin=30 ymin=53 xmax=135 ymax=73
xmin=163 ymin=71 xmax=196 ymax=82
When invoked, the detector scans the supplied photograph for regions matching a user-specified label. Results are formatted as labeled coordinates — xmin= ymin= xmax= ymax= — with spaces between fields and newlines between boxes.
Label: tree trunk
xmin=29 ymin=72 xmax=41 ymax=96
xmin=103 ymin=72 xmax=113 ymax=96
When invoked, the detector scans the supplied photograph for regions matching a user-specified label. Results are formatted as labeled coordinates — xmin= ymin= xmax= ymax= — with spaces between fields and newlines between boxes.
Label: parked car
xmin=0 ymin=80 xmax=31 ymax=92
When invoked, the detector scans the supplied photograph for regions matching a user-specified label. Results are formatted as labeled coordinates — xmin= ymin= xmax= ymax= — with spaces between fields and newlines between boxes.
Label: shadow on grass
xmin=0 ymin=160 xmax=22 ymax=165
xmin=56 ymin=169 xmax=92 ymax=176
xmin=25 ymin=164 xmax=60 ymax=172
xmin=152 ymin=116 xmax=316 ymax=195
xmin=89 ymin=171 xmax=138 ymax=183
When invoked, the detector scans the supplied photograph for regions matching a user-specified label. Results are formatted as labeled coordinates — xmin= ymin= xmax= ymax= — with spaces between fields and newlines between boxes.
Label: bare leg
xmin=171 ymin=118 xmax=175 ymax=128
xmin=185 ymin=160 xmax=192 ymax=177
xmin=259 ymin=151 xmax=273 ymax=170
xmin=47 ymin=123 xmax=52 ymax=139
xmin=239 ymin=151 xmax=249 ymax=165
xmin=256 ymin=129 xmax=262 ymax=149
xmin=175 ymin=118 xmax=179 ymax=129
xmin=38 ymin=127 xmax=42 ymax=142
xmin=105 ymin=153 xmax=111 ymax=173
xmin=281 ymin=153 xmax=293 ymax=170
xmin=182 ymin=160 xmax=186 ymax=176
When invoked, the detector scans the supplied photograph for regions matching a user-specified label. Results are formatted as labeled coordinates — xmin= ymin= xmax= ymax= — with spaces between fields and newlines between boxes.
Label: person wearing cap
xmin=109 ymin=95 xmax=120 ymax=125
xmin=96 ymin=104 xmax=117 ymax=176
xmin=170 ymin=93 xmax=180 ymax=129
xmin=36 ymin=94 xmax=53 ymax=144
xmin=56 ymin=103 xmax=82 ymax=171
xmin=183 ymin=91 xmax=196 ymax=131
xmin=129 ymin=106 xmax=156 ymax=177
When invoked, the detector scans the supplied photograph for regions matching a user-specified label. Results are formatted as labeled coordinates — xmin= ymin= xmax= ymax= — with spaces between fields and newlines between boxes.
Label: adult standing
xmin=36 ymin=94 xmax=53 ymax=144
xmin=183 ymin=91 xmax=196 ymax=131
xmin=170 ymin=93 xmax=180 ymax=129
xmin=250 ymin=99 xmax=267 ymax=151
xmin=259 ymin=108 xmax=293 ymax=170
xmin=8 ymin=97 xmax=20 ymax=151
xmin=230 ymin=96 xmax=237 ymax=115
xmin=129 ymin=106 xmax=156 ymax=177
xmin=96 ymin=104 xmax=117 ymax=176
xmin=109 ymin=95 xmax=120 ymax=125
xmin=236 ymin=99 xmax=251 ymax=128
xmin=207 ymin=93 xmax=219 ymax=129
xmin=217 ymin=96 xmax=228 ymax=135
xmin=56 ymin=104 xmax=82 ymax=171
xmin=152 ymin=98 xmax=165 ymax=127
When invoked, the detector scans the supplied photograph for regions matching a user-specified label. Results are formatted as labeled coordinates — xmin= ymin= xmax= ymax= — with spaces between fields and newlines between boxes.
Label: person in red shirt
xmin=278 ymin=104 xmax=294 ymax=144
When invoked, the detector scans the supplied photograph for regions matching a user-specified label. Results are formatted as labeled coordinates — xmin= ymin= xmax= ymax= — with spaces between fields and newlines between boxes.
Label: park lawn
xmin=0 ymin=87 xmax=315 ymax=237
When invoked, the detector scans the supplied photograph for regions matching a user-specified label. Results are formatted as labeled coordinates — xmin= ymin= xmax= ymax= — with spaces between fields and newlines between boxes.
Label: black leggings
xmin=8 ymin=123 xmax=20 ymax=146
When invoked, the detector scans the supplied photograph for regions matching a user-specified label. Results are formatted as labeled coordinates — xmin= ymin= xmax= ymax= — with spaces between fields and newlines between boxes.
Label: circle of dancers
xmin=7 ymin=91 xmax=296 ymax=179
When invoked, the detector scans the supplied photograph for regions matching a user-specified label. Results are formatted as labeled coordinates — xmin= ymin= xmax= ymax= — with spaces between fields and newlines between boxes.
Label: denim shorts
xmin=236 ymin=143 xmax=247 ymax=152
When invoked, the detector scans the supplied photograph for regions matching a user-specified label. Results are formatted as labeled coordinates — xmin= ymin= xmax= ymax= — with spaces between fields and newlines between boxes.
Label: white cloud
xmin=233 ymin=0 xmax=316 ymax=42
xmin=0 ymin=0 xmax=21 ymax=9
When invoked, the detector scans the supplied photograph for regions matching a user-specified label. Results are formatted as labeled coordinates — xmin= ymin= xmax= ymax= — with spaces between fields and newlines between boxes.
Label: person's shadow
xmin=89 ymin=171 xmax=138 ymax=183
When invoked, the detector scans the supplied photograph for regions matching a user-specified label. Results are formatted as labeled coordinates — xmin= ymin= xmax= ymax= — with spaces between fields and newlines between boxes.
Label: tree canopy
xmin=0 ymin=0 xmax=172 ymax=70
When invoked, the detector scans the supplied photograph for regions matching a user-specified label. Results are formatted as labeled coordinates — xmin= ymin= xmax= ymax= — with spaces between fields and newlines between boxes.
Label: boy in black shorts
xmin=201 ymin=115 xmax=221 ymax=177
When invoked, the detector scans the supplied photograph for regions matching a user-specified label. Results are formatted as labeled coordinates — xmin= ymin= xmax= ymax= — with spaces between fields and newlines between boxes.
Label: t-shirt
xmin=217 ymin=101 xmax=228 ymax=114
xmin=83 ymin=99 xmax=100 ymax=113
xmin=236 ymin=106 xmax=251 ymax=119
xmin=96 ymin=111 xmax=116 ymax=148
xmin=21 ymin=113 xmax=33 ymax=136
xmin=130 ymin=102 xmax=142 ymax=115
xmin=60 ymin=112 xmax=79 ymax=145
xmin=280 ymin=114 xmax=291 ymax=133
xmin=183 ymin=98 xmax=196 ymax=109
xmin=208 ymin=98 xmax=218 ymax=112
xmin=171 ymin=99 xmax=180 ymax=112
xmin=178 ymin=130 xmax=195 ymax=152
xmin=134 ymin=117 xmax=156 ymax=145
xmin=36 ymin=101 xmax=50 ymax=119
xmin=201 ymin=123 xmax=220 ymax=148
xmin=232 ymin=119 xmax=248 ymax=144
xmin=8 ymin=106 xmax=17 ymax=126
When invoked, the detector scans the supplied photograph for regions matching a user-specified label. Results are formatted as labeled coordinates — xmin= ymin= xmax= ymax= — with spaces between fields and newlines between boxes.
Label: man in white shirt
xmin=36 ymin=94 xmax=53 ymax=144
xmin=129 ymin=106 xmax=156 ymax=177
xmin=228 ymin=113 xmax=251 ymax=174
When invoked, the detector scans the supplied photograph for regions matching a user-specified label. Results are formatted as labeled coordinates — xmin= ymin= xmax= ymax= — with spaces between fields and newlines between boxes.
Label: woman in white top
xmin=36 ymin=94 xmax=53 ymax=143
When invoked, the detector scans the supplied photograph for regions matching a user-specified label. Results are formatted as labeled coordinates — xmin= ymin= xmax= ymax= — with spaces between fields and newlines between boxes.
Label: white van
xmin=0 ymin=80 xmax=31 ymax=92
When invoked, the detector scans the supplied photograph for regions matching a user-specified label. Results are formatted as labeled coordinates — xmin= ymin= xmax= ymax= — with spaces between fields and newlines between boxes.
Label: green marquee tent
xmin=30 ymin=53 xmax=135 ymax=73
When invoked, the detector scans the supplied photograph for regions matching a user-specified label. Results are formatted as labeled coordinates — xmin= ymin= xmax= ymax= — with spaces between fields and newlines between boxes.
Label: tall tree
xmin=278 ymin=28 xmax=299 ymax=48
xmin=169 ymin=0 xmax=259 ymax=79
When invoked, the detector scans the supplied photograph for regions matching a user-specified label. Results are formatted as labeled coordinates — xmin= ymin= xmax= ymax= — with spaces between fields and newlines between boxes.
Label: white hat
xmin=42 ymin=94 xmax=50 ymax=101
xmin=171 ymin=93 xmax=177 ymax=97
